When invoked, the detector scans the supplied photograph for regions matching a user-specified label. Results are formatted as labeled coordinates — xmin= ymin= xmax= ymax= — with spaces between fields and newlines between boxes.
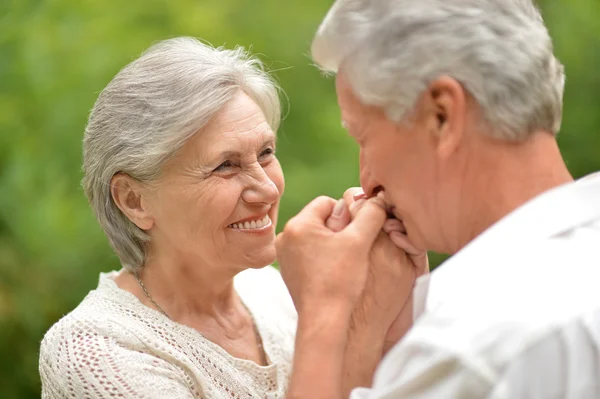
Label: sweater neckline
xmin=97 ymin=270 xmax=278 ymax=371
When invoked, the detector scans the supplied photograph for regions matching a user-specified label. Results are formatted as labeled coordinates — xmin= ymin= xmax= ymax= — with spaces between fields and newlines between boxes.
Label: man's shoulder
xmin=410 ymin=224 xmax=600 ymax=376
xmin=380 ymin=306 xmax=600 ymax=398
xmin=428 ymin=228 xmax=600 ymax=324
xmin=428 ymin=212 xmax=600 ymax=315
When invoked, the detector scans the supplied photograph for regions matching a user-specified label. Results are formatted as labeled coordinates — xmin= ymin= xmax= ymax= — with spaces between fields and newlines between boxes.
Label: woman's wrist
xmin=297 ymin=293 xmax=355 ymax=321
xmin=297 ymin=299 xmax=353 ymax=338
xmin=287 ymin=303 xmax=353 ymax=399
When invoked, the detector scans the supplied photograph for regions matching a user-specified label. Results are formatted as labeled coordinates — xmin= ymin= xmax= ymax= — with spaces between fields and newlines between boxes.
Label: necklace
xmin=134 ymin=273 xmax=267 ymax=363
xmin=135 ymin=272 xmax=172 ymax=320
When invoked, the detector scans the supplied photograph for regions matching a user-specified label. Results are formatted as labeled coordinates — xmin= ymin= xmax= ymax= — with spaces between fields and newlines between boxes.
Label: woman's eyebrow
xmin=213 ymin=150 xmax=242 ymax=160
xmin=205 ymin=135 xmax=276 ymax=163
xmin=262 ymin=137 xmax=276 ymax=148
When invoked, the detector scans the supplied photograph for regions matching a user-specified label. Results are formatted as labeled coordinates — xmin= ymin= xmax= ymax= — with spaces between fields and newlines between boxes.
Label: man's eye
xmin=214 ymin=160 xmax=234 ymax=172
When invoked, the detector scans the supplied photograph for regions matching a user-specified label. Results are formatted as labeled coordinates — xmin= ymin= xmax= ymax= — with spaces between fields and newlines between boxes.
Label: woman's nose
xmin=241 ymin=167 xmax=280 ymax=205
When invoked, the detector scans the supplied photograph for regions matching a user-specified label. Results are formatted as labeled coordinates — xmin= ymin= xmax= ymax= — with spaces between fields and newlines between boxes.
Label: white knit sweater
xmin=39 ymin=266 xmax=297 ymax=398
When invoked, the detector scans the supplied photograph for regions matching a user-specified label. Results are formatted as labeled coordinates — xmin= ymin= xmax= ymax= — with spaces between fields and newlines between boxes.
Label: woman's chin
xmin=237 ymin=247 xmax=277 ymax=270
xmin=245 ymin=263 xmax=272 ymax=271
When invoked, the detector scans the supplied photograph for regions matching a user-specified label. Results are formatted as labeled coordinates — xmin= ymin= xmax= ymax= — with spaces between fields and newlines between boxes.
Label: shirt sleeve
xmin=488 ymin=317 xmax=600 ymax=399
xmin=350 ymin=339 xmax=495 ymax=399
xmin=351 ymin=315 xmax=600 ymax=399
xmin=40 ymin=320 xmax=198 ymax=399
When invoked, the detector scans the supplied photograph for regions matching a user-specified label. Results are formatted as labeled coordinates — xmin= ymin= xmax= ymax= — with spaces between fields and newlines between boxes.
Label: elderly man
xmin=276 ymin=0 xmax=600 ymax=398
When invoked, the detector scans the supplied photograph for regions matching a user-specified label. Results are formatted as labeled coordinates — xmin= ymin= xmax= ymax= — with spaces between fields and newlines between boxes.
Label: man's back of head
xmin=312 ymin=0 xmax=565 ymax=141
xmin=312 ymin=0 xmax=575 ymax=254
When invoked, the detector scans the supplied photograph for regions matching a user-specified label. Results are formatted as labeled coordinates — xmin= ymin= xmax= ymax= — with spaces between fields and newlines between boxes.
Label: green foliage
xmin=0 ymin=0 xmax=598 ymax=396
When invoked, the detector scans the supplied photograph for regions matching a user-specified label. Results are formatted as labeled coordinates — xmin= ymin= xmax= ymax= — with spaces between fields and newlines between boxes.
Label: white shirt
xmin=40 ymin=266 xmax=297 ymax=398
xmin=352 ymin=172 xmax=600 ymax=399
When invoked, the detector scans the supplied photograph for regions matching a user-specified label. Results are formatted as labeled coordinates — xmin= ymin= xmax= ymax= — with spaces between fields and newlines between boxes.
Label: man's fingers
xmin=344 ymin=197 xmax=387 ymax=247
xmin=325 ymin=199 xmax=351 ymax=232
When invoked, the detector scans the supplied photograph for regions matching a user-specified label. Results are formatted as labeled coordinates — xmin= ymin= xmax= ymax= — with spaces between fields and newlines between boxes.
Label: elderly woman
xmin=39 ymin=37 xmax=295 ymax=398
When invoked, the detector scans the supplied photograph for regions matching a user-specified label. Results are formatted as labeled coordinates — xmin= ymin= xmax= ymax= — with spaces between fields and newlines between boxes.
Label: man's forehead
xmin=335 ymin=73 xmax=352 ymax=97
xmin=335 ymin=73 xmax=359 ymax=116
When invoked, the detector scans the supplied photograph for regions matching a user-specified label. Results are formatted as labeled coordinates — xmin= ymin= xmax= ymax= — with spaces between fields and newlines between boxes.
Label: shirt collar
xmin=413 ymin=172 xmax=600 ymax=318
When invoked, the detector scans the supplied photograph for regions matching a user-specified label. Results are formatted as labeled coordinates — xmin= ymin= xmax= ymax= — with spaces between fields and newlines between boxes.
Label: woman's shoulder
xmin=40 ymin=300 xmax=126 ymax=370
xmin=234 ymin=265 xmax=290 ymax=301
xmin=39 ymin=282 xmax=198 ymax=398
xmin=234 ymin=264 xmax=284 ymax=288
xmin=234 ymin=266 xmax=297 ymax=320
xmin=41 ymin=271 xmax=144 ymax=355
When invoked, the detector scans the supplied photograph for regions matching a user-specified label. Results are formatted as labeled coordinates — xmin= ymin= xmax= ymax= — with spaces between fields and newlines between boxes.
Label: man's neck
xmin=453 ymin=131 xmax=573 ymax=253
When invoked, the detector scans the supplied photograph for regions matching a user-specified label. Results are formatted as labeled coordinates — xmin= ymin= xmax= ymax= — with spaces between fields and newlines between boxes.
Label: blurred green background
xmin=1 ymin=0 xmax=599 ymax=396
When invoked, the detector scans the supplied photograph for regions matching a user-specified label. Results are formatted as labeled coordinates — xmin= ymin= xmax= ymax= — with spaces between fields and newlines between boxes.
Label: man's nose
xmin=359 ymin=150 xmax=382 ymax=197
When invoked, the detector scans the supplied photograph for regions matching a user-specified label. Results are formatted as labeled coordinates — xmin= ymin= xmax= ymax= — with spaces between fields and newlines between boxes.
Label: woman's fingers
xmin=383 ymin=218 xmax=406 ymax=234
xmin=325 ymin=199 xmax=351 ymax=232
xmin=388 ymin=231 xmax=421 ymax=256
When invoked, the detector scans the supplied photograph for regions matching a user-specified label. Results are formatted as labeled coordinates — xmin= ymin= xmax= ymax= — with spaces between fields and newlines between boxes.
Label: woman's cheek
xmin=269 ymin=159 xmax=285 ymax=196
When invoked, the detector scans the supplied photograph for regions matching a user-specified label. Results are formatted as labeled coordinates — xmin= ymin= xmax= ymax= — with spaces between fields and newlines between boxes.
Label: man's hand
xmin=380 ymin=216 xmax=429 ymax=354
xmin=328 ymin=188 xmax=428 ymax=348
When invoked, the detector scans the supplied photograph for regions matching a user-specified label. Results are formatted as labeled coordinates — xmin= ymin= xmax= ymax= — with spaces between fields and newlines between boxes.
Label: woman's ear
xmin=424 ymin=76 xmax=467 ymax=159
xmin=110 ymin=173 xmax=154 ymax=231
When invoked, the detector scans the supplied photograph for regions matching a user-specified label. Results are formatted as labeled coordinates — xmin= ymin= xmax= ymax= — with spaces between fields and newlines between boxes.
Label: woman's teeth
xmin=230 ymin=215 xmax=271 ymax=230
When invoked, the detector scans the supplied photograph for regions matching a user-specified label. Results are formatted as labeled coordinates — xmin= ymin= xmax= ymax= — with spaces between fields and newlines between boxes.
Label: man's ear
xmin=110 ymin=173 xmax=154 ymax=231
xmin=422 ymin=76 xmax=467 ymax=159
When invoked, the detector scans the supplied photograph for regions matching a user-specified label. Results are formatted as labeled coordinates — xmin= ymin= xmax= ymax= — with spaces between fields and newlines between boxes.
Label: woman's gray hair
xmin=82 ymin=37 xmax=281 ymax=272
xmin=312 ymin=0 xmax=565 ymax=140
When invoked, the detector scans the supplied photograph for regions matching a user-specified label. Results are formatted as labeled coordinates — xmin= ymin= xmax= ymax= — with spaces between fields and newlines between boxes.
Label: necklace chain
xmin=133 ymin=273 xmax=266 ymax=359
xmin=135 ymin=273 xmax=172 ymax=320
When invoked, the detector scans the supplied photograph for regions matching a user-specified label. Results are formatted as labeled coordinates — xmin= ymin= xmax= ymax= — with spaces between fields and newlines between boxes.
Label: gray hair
xmin=312 ymin=0 xmax=565 ymax=140
xmin=82 ymin=37 xmax=281 ymax=272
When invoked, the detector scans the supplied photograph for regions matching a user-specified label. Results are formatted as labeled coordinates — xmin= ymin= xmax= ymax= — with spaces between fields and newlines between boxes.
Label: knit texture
xmin=40 ymin=266 xmax=297 ymax=398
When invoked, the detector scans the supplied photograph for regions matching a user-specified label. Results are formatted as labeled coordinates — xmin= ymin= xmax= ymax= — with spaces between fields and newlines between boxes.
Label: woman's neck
xmin=114 ymin=253 xmax=268 ymax=365
xmin=116 ymin=250 xmax=245 ymax=321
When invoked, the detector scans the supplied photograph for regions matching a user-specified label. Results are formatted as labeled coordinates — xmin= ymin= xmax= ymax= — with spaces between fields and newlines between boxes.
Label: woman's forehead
xmin=176 ymin=120 xmax=274 ymax=166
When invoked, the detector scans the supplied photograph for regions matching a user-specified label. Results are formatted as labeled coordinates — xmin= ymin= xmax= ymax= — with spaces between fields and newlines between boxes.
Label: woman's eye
xmin=260 ymin=147 xmax=275 ymax=158
xmin=214 ymin=160 xmax=234 ymax=172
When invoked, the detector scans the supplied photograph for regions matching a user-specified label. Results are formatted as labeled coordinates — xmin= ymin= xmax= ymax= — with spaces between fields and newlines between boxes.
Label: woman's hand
xmin=326 ymin=188 xmax=418 ymax=341
xmin=276 ymin=188 xmax=423 ymax=398
xmin=277 ymin=195 xmax=388 ymax=316
xmin=276 ymin=195 xmax=389 ymax=399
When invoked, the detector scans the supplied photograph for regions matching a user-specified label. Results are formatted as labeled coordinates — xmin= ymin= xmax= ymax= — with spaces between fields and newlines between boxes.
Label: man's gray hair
xmin=312 ymin=0 xmax=565 ymax=140
xmin=82 ymin=37 xmax=281 ymax=272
